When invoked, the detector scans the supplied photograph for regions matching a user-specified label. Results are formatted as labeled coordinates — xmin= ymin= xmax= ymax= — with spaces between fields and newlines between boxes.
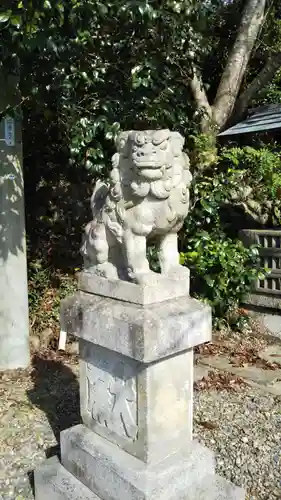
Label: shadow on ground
xmin=26 ymin=354 xmax=80 ymax=496
xmin=27 ymin=353 xmax=80 ymax=446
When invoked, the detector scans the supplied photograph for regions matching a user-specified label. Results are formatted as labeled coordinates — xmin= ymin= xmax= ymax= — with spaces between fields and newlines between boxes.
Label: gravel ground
xmin=194 ymin=387 xmax=281 ymax=500
xmin=0 ymin=353 xmax=280 ymax=500
xmin=0 ymin=353 xmax=80 ymax=500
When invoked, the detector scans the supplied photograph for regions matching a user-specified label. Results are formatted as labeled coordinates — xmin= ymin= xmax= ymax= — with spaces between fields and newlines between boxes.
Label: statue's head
xmin=115 ymin=129 xmax=185 ymax=181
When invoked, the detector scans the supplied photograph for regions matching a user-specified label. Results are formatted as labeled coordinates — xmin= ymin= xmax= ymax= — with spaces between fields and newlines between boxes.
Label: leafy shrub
xmin=176 ymin=135 xmax=266 ymax=323
xmin=180 ymin=233 xmax=262 ymax=319
xmin=28 ymin=259 xmax=77 ymax=336
xmin=219 ymin=145 xmax=281 ymax=226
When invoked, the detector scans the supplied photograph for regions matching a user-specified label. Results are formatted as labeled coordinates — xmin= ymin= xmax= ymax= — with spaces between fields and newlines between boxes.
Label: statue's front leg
xmin=123 ymin=229 xmax=150 ymax=283
xmin=81 ymin=222 xmax=119 ymax=279
xmin=159 ymin=232 xmax=181 ymax=275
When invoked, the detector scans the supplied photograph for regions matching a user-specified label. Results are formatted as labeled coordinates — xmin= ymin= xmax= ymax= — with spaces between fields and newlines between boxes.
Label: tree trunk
xmin=212 ymin=0 xmax=267 ymax=129
xmin=190 ymin=0 xmax=268 ymax=135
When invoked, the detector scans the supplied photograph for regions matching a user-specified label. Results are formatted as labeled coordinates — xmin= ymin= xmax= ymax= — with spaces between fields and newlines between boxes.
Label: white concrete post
xmin=0 ymin=73 xmax=30 ymax=369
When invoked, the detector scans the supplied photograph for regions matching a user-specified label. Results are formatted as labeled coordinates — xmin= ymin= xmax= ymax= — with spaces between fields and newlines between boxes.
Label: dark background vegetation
xmin=1 ymin=0 xmax=281 ymax=336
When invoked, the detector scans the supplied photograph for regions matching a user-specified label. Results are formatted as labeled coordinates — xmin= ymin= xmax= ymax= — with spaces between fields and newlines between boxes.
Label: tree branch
xmin=190 ymin=67 xmax=211 ymax=113
xmin=212 ymin=0 xmax=267 ymax=129
xmin=190 ymin=66 xmax=212 ymax=131
xmin=231 ymin=51 xmax=281 ymax=123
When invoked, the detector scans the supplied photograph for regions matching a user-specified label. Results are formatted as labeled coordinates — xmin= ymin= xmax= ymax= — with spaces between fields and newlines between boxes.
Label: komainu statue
xmin=81 ymin=129 xmax=192 ymax=284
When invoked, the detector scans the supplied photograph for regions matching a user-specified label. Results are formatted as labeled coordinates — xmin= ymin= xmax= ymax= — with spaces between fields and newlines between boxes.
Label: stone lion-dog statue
xmin=81 ymin=129 xmax=192 ymax=284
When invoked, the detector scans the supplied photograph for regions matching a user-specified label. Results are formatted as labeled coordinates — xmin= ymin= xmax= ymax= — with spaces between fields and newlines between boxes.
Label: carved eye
xmin=135 ymin=133 xmax=145 ymax=146
xmin=152 ymin=129 xmax=170 ymax=146
xmin=159 ymin=140 xmax=168 ymax=150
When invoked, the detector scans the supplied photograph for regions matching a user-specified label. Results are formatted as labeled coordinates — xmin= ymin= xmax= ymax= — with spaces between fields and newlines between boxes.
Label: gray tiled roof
xmin=218 ymin=103 xmax=281 ymax=136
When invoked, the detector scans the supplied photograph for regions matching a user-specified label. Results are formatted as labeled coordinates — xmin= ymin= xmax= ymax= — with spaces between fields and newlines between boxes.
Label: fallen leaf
xmin=197 ymin=420 xmax=219 ymax=430
xmin=194 ymin=370 xmax=248 ymax=392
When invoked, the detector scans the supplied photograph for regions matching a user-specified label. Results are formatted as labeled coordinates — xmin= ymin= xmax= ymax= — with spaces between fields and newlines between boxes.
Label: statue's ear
xmin=111 ymin=152 xmax=120 ymax=169
xmin=115 ymin=131 xmax=130 ymax=152
xmin=183 ymin=152 xmax=191 ymax=169
xmin=170 ymin=131 xmax=185 ymax=155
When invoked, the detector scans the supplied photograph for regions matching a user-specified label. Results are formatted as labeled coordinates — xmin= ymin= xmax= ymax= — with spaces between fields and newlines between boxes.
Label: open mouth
xmin=137 ymin=168 xmax=163 ymax=179
xmin=134 ymin=161 xmax=162 ymax=169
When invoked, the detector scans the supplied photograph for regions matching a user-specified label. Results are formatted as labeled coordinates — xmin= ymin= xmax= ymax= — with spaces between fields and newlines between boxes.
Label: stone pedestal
xmin=34 ymin=273 xmax=245 ymax=500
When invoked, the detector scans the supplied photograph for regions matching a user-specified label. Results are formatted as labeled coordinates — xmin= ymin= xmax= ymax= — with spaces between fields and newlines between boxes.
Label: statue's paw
xmin=129 ymin=270 xmax=162 ymax=286
xmin=164 ymin=265 xmax=190 ymax=281
xmin=91 ymin=262 xmax=119 ymax=280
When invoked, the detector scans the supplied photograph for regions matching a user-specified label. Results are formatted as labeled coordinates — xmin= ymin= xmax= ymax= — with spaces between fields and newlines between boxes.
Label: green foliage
xmin=28 ymin=259 xmax=77 ymax=335
xmin=180 ymin=234 xmax=261 ymax=319
xmin=1 ymin=0 xmax=202 ymax=174
xmin=219 ymin=145 xmax=281 ymax=225
xmin=256 ymin=71 xmax=281 ymax=105
xmin=178 ymin=134 xmax=265 ymax=321
xmin=1 ymin=1 xmax=280 ymax=330
xmin=1 ymin=0 xmax=245 ymax=174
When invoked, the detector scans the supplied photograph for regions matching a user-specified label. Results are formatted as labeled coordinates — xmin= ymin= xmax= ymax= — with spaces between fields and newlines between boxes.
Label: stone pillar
xmin=34 ymin=275 xmax=245 ymax=500
xmin=34 ymin=128 xmax=245 ymax=499
xmin=0 ymin=73 xmax=30 ymax=370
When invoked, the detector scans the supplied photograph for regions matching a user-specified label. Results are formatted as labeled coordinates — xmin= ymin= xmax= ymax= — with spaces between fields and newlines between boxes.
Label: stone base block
xmin=34 ymin=455 xmax=100 ymax=500
xmin=57 ymin=424 xmax=244 ymax=500
xmin=78 ymin=269 xmax=190 ymax=305
xmin=60 ymin=424 xmax=214 ymax=500
xmin=61 ymin=292 xmax=211 ymax=363
xmin=35 ymin=426 xmax=245 ymax=500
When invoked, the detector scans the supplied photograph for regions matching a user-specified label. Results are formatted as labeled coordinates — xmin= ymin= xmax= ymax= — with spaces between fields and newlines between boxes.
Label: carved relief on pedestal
xmin=85 ymin=361 xmax=138 ymax=441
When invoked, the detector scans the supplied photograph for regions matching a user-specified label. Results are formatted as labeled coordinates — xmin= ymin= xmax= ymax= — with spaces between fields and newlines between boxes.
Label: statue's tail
xmin=92 ymin=179 xmax=124 ymax=243
xmin=104 ymin=199 xmax=124 ymax=243
xmin=90 ymin=180 xmax=109 ymax=220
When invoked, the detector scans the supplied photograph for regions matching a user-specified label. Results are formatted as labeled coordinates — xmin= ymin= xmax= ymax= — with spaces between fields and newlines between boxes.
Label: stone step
xmin=34 ymin=444 xmax=245 ymax=500
xmin=34 ymin=455 xmax=101 ymax=500
xmin=197 ymin=354 xmax=281 ymax=395
xmin=60 ymin=424 xmax=216 ymax=500
xmin=187 ymin=474 xmax=245 ymax=500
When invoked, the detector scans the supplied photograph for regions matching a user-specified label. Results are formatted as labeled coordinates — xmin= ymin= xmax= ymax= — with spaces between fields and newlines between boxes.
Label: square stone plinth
xmin=79 ymin=340 xmax=193 ymax=463
xmin=61 ymin=291 xmax=211 ymax=462
xmin=78 ymin=269 xmax=190 ymax=305
xmin=57 ymin=424 xmax=245 ymax=500
xmin=61 ymin=292 xmax=211 ymax=363
xmin=60 ymin=424 xmax=216 ymax=500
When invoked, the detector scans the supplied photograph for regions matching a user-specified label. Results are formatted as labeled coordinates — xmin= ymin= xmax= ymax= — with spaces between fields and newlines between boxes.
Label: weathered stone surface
xmin=194 ymin=364 xmax=210 ymax=383
xmin=78 ymin=268 xmax=190 ymax=305
xmin=258 ymin=344 xmax=281 ymax=364
xmin=34 ymin=455 xmax=100 ymax=500
xmin=61 ymin=291 xmax=212 ymax=363
xmin=81 ymin=129 xmax=192 ymax=284
xmin=189 ymin=474 xmax=245 ymax=500
xmin=60 ymin=424 xmax=215 ymax=500
xmin=244 ymin=292 xmax=281 ymax=311
xmin=80 ymin=340 xmax=193 ymax=463
xmin=36 ymin=453 xmax=245 ymax=500
xmin=244 ymin=305 xmax=281 ymax=339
